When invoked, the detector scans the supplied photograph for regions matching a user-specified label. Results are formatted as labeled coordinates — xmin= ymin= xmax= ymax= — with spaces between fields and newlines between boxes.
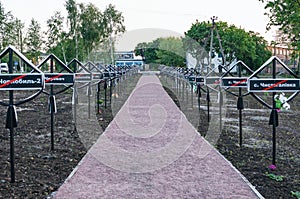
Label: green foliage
xmin=184 ymin=20 xmax=272 ymax=70
xmin=156 ymin=37 xmax=185 ymax=67
xmin=102 ymin=4 xmax=126 ymax=36
xmin=0 ymin=2 xmax=24 ymax=51
xmin=45 ymin=11 xmax=68 ymax=63
xmin=45 ymin=11 xmax=65 ymax=50
xmin=134 ymin=37 xmax=185 ymax=67
xmin=183 ymin=20 xmax=210 ymax=62
xmin=259 ymin=0 xmax=300 ymax=55
xmin=265 ymin=172 xmax=284 ymax=181
xmin=24 ymin=19 xmax=43 ymax=64
xmin=0 ymin=0 xmax=125 ymax=64
xmin=291 ymin=191 xmax=300 ymax=199
xmin=78 ymin=2 xmax=103 ymax=59
xmin=97 ymin=99 xmax=104 ymax=104
xmin=134 ymin=39 xmax=160 ymax=64
xmin=102 ymin=3 xmax=126 ymax=64
xmin=65 ymin=0 xmax=80 ymax=59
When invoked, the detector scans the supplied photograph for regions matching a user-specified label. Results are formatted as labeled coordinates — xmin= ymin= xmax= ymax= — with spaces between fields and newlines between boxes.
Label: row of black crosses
xmin=160 ymin=55 xmax=299 ymax=168
xmin=0 ymin=45 xmax=138 ymax=183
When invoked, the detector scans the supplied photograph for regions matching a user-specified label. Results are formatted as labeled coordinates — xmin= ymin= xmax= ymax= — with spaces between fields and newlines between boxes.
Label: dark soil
xmin=160 ymin=76 xmax=300 ymax=199
xmin=0 ymin=89 xmax=86 ymax=199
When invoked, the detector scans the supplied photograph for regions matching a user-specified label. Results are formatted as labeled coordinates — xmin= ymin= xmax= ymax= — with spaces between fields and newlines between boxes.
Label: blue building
xmin=115 ymin=51 xmax=144 ymax=67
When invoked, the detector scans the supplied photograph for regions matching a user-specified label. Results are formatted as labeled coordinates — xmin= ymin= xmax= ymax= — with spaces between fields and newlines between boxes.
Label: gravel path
xmin=54 ymin=75 xmax=262 ymax=199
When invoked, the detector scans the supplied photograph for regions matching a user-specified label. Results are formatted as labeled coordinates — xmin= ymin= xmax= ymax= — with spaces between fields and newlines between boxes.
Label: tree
xmin=102 ymin=4 xmax=126 ymax=64
xmin=12 ymin=18 xmax=24 ymax=52
xmin=102 ymin=4 xmax=126 ymax=37
xmin=0 ymin=2 xmax=20 ymax=50
xmin=248 ymin=31 xmax=272 ymax=69
xmin=259 ymin=0 xmax=300 ymax=73
xmin=184 ymin=20 xmax=272 ymax=70
xmin=45 ymin=11 xmax=68 ymax=63
xmin=78 ymin=2 xmax=103 ymax=60
xmin=65 ymin=0 xmax=80 ymax=59
xmin=134 ymin=40 xmax=159 ymax=64
xmin=24 ymin=19 xmax=43 ymax=64
xmin=156 ymin=37 xmax=185 ymax=67
xmin=259 ymin=0 xmax=300 ymax=54
xmin=183 ymin=20 xmax=211 ymax=71
xmin=134 ymin=37 xmax=185 ymax=67
xmin=0 ymin=2 xmax=9 ymax=49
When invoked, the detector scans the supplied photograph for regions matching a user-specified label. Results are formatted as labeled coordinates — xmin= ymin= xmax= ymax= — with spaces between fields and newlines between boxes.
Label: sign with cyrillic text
xmin=45 ymin=73 xmax=74 ymax=85
xmin=0 ymin=74 xmax=44 ymax=90
xmin=222 ymin=77 xmax=248 ymax=88
xmin=248 ymin=79 xmax=300 ymax=92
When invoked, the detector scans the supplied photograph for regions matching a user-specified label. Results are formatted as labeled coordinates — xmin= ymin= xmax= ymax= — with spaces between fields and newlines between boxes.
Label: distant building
xmin=115 ymin=51 xmax=144 ymax=67
xmin=267 ymin=45 xmax=297 ymax=66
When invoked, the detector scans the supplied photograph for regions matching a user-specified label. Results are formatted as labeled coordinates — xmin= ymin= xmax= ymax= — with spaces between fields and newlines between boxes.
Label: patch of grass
xmin=265 ymin=172 xmax=284 ymax=182
xmin=291 ymin=191 xmax=300 ymax=199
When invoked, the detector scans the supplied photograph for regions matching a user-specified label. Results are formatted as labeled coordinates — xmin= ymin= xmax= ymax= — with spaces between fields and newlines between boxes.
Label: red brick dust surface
xmin=54 ymin=75 xmax=262 ymax=199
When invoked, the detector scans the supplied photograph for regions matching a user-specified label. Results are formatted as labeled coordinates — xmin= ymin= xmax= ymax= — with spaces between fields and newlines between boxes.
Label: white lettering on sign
xmin=0 ymin=78 xmax=40 ymax=84
xmin=45 ymin=77 xmax=65 ymax=81
xmin=260 ymin=83 xmax=296 ymax=88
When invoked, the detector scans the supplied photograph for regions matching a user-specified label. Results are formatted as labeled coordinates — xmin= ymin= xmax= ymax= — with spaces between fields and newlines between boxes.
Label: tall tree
xmin=24 ymin=18 xmax=43 ymax=64
xmin=0 ymin=2 xmax=25 ymax=61
xmin=65 ymin=0 xmax=80 ymax=59
xmin=78 ymin=2 xmax=102 ymax=60
xmin=13 ymin=18 xmax=24 ymax=52
xmin=183 ymin=20 xmax=211 ymax=71
xmin=0 ymin=2 xmax=8 ymax=50
xmin=45 ymin=11 xmax=67 ymax=63
xmin=0 ymin=3 xmax=15 ymax=50
xmin=102 ymin=4 xmax=126 ymax=64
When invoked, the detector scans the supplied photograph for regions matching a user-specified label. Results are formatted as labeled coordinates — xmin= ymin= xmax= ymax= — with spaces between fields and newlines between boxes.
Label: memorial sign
xmin=196 ymin=76 xmax=204 ymax=84
xmin=75 ymin=73 xmax=92 ymax=82
xmin=205 ymin=77 xmax=221 ymax=85
xmin=0 ymin=74 xmax=43 ymax=90
xmin=222 ymin=77 xmax=247 ymax=88
xmin=44 ymin=73 xmax=74 ymax=85
xmin=248 ymin=79 xmax=300 ymax=92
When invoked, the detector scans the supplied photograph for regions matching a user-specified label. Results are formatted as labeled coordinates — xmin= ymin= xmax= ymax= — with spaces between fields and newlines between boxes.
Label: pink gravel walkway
xmin=54 ymin=75 xmax=263 ymax=199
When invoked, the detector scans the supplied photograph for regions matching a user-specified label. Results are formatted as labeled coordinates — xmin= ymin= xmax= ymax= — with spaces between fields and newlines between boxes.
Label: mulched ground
xmin=0 ymin=89 xmax=86 ymax=199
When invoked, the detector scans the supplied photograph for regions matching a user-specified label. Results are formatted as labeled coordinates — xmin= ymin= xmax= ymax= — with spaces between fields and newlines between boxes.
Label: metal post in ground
xmin=237 ymin=65 xmax=244 ymax=147
xmin=206 ymin=87 xmax=210 ymax=123
xmin=49 ymin=58 xmax=55 ymax=151
xmin=97 ymin=82 xmax=100 ymax=113
xmin=272 ymin=58 xmax=277 ymax=165
xmin=219 ymin=88 xmax=223 ymax=134
xmin=191 ymin=83 xmax=194 ymax=108
xmin=104 ymin=79 xmax=107 ymax=109
xmin=109 ymin=79 xmax=113 ymax=104
xmin=7 ymin=48 xmax=15 ymax=183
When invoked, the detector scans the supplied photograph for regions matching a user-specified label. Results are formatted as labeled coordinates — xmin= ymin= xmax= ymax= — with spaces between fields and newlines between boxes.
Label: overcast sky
xmin=1 ymin=0 xmax=275 ymax=50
